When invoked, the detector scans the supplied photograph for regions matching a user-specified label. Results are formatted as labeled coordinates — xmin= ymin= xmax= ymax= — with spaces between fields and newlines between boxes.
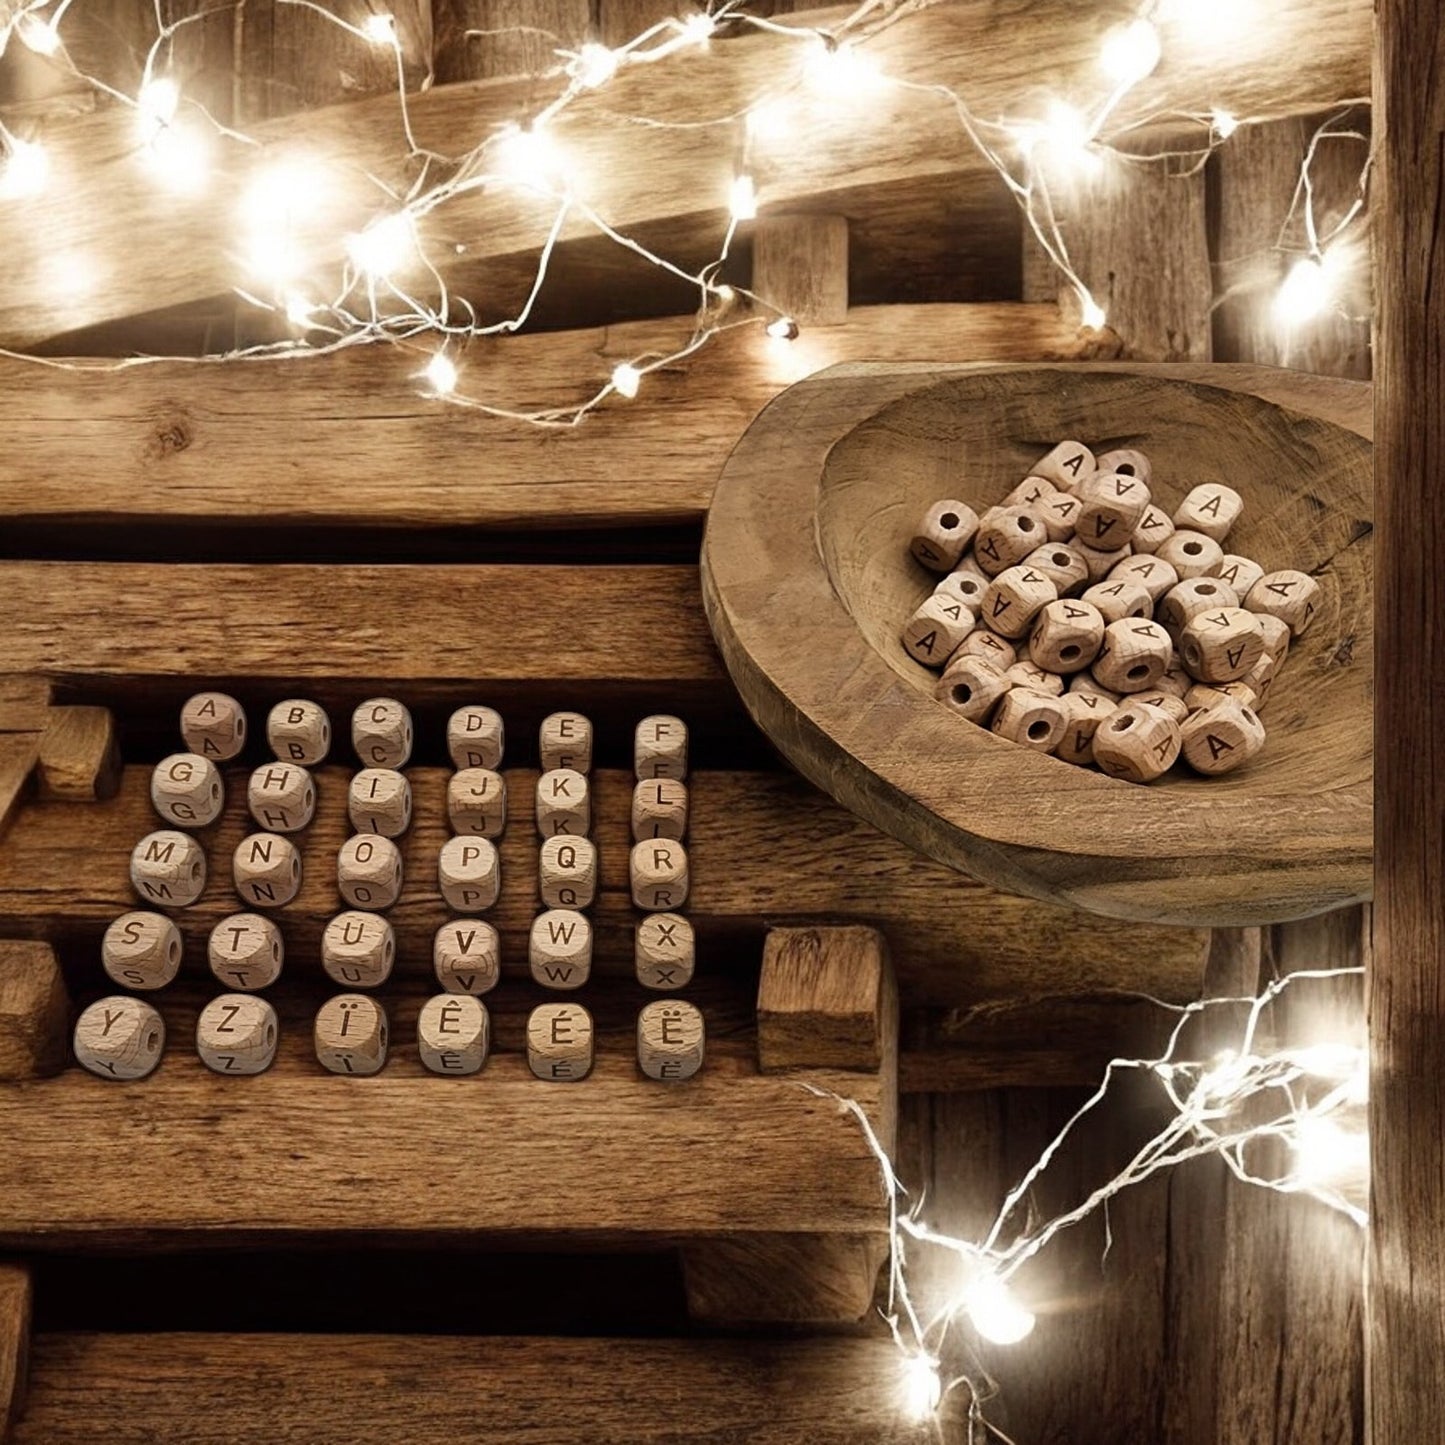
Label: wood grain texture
xmin=752 ymin=214 xmax=850 ymax=325
xmin=702 ymin=361 xmax=1372 ymax=925
xmin=433 ymin=0 xmax=588 ymax=84
xmin=0 ymin=740 xmax=38 ymax=842
xmin=0 ymin=942 xmax=69 ymax=1083
xmin=34 ymin=708 xmax=120 ymax=802
xmin=14 ymin=1332 xmax=939 ymax=1444
xmin=0 ymin=1264 xmax=29 ymax=1438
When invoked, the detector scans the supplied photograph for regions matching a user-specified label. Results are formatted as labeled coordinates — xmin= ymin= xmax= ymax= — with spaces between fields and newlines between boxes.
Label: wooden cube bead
xmin=433 ymin=919 xmax=501 ymax=995
xmin=314 ymin=994 xmax=388 ymax=1076
xmin=638 ymin=1000 xmax=705 ymax=1082
xmin=631 ymin=838 xmax=690 ymax=910
xmin=1158 ymin=652 xmax=1192 ymax=700
xmin=446 ymin=705 xmax=505 ymax=771
xmin=973 ymin=506 xmax=1047 ymax=575
xmin=180 ymin=692 xmax=247 ymax=762
xmin=1109 ymin=553 xmax=1178 ymax=604
xmin=632 ymin=778 xmax=688 ymax=842
xmin=418 ymin=994 xmax=490 ymax=1076
xmin=352 ymin=698 xmax=413 ymax=769
xmin=1242 ymin=649 xmax=1283 ymax=710
xmin=1073 ymin=539 xmax=1132 ymax=582
xmin=636 ymin=913 xmax=696 ymax=990
xmin=1031 ymin=440 xmax=1095 ymax=492
xmin=336 ymin=834 xmax=403 ymax=910
xmin=527 ymin=1002 xmax=594 ymax=1083
xmin=321 ymin=909 xmax=395 ymax=988
xmin=990 ymin=689 xmax=1067 ymax=752
xmin=1173 ymin=483 xmax=1243 ymax=543
xmin=1181 ymin=699 xmax=1267 ymax=775
xmin=196 ymin=994 xmax=279 ymax=1076
xmin=267 ymin=699 xmax=332 ymax=766
xmin=1003 ymin=476 xmax=1057 ymax=511
xmin=247 ymin=762 xmax=316 ymax=834
xmin=1179 ymin=607 xmax=1266 ymax=684
xmin=909 ymin=499 xmax=980 ymax=572
xmin=233 ymin=832 xmax=302 ymax=909
xmin=535 ymin=768 xmax=591 ymax=837
xmin=901 ymin=593 xmax=975 ymax=667
xmin=208 ymin=912 xmax=284 ymax=991
xmin=635 ymin=714 xmax=689 ymax=781
xmin=1037 ymin=491 xmax=1083 ymax=543
xmin=1091 ymin=701 xmax=1182 ymax=783
xmin=74 ymin=995 xmax=165 ymax=1080
xmin=151 ymin=753 xmax=224 ymax=829
xmin=1132 ymin=691 xmax=1190 ymax=724
xmin=1091 ymin=619 xmax=1173 ymax=694
xmin=539 ymin=711 xmax=593 ymax=773
xmin=952 ymin=628 xmax=1017 ymax=668
xmin=1054 ymin=691 xmax=1113 ymax=766
xmin=539 ymin=835 xmax=598 ymax=909
xmin=438 ymin=836 xmax=501 ymax=913
xmin=1029 ymin=599 xmax=1105 ymax=673
xmin=1130 ymin=505 xmax=1175 ymax=556
xmin=1068 ymin=672 xmax=1122 ymax=704
xmin=982 ymin=564 xmax=1057 ymax=639
xmin=934 ymin=569 xmax=988 ymax=612
xmin=952 ymin=552 xmax=991 ymax=584
xmin=347 ymin=768 xmax=411 ymax=837
xmin=1095 ymin=448 xmax=1153 ymax=487
xmin=131 ymin=829 xmax=207 ymax=908
xmin=1156 ymin=577 xmax=1241 ymax=637
xmin=530 ymin=908 xmax=593 ymax=989
xmin=447 ymin=768 xmax=507 ymax=838
xmin=1024 ymin=543 xmax=1089 ymax=596
xmin=1080 ymin=579 xmax=1151 ymax=624
xmin=1003 ymin=660 xmax=1065 ymax=696
xmin=1218 ymin=554 xmax=1265 ymax=600
xmin=1155 ymin=529 xmax=1224 ymax=580
xmin=1074 ymin=470 xmax=1151 ymax=549
xmin=102 ymin=911 xmax=182 ymax=991
xmin=1245 ymin=569 xmax=1321 ymax=637
xmin=934 ymin=656 xmax=1011 ymax=725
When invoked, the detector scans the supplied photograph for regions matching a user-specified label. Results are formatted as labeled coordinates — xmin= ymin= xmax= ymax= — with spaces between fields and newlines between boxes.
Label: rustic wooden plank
xmin=752 ymin=214 xmax=850 ymax=325
xmin=0 ymin=679 xmax=53 ymax=736
xmin=0 ymin=1264 xmax=29 ymax=1438
xmin=0 ymin=0 xmax=1371 ymax=345
xmin=34 ymin=708 xmax=120 ymax=802
xmin=434 ymin=0 xmax=588 ymax=84
xmin=0 ymin=738 xmax=39 ymax=841
xmin=0 ymin=941 xmax=69 ymax=1082
xmin=15 ymin=1332 xmax=938 ymax=1444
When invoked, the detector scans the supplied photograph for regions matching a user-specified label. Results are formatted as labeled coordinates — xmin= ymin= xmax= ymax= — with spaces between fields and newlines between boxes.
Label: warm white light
xmin=682 ymin=12 xmax=715 ymax=44
xmin=766 ymin=315 xmax=799 ymax=341
xmin=729 ymin=173 xmax=758 ymax=221
xmin=1274 ymin=255 xmax=1332 ymax=326
xmin=136 ymin=77 xmax=179 ymax=137
xmin=1079 ymin=295 xmax=1107 ymax=331
xmin=712 ymin=283 xmax=736 ymax=304
xmin=1099 ymin=18 xmax=1161 ymax=85
xmin=423 ymin=351 xmax=458 ymax=396
xmin=900 ymin=1354 xmax=941 ymax=1420
xmin=1018 ymin=100 xmax=1103 ymax=179
xmin=611 ymin=362 xmax=642 ymax=398
xmin=745 ymin=98 xmax=793 ymax=145
xmin=361 ymin=12 xmax=396 ymax=45
xmin=1159 ymin=0 xmax=1253 ymax=48
xmin=1212 ymin=108 xmax=1239 ymax=139
xmin=962 ymin=1272 xmax=1036 ymax=1345
xmin=16 ymin=12 xmax=61 ymax=54
xmin=346 ymin=211 xmax=416 ymax=280
xmin=574 ymin=42 xmax=619 ymax=88
xmin=804 ymin=38 xmax=883 ymax=96
xmin=284 ymin=293 xmax=318 ymax=328
xmin=144 ymin=119 xmax=210 ymax=195
xmin=1291 ymin=1114 xmax=1369 ymax=1188
xmin=494 ymin=124 xmax=566 ymax=190
xmin=0 ymin=137 xmax=49 ymax=201
xmin=241 ymin=161 xmax=330 ymax=282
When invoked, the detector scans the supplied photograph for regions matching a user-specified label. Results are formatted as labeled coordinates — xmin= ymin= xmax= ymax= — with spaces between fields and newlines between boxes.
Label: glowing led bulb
xmin=962 ymin=1272 xmax=1036 ymax=1345
xmin=361 ymin=12 xmax=396 ymax=45
xmin=1274 ymin=255 xmax=1331 ymax=326
xmin=1099 ymin=18 xmax=1161 ymax=85
xmin=745 ymin=98 xmax=793 ymax=145
xmin=346 ymin=211 xmax=416 ymax=281
xmin=900 ymin=1354 xmax=942 ymax=1421
xmin=0 ymin=137 xmax=49 ymax=201
xmin=494 ymin=124 xmax=566 ymax=190
xmin=611 ymin=362 xmax=642 ymax=399
xmin=145 ymin=120 xmax=210 ymax=195
xmin=423 ymin=351 xmax=458 ymax=396
xmin=284 ymin=294 xmax=318 ymax=328
xmin=1212 ymin=108 xmax=1240 ymax=139
xmin=682 ymin=12 xmax=715 ymax=44
xmin=1079 ymin=295 xmax=1107 ymax=331
xmin=729 ymin=173 xmax=758 ymax=221
xmin=136 ymin=77 xmax=179 ymax=137
xmin=804 ymin=38 xmax=882 ymax=96
xmin=17 ymin=12 xmax=61 ymax=55
xmin=574 ymin=42 xmax=619 ymax=88
xmin=712 ymin=284 xmax=736 ymax=304
xmin=766 ymin=316 xmax=799 ymax=341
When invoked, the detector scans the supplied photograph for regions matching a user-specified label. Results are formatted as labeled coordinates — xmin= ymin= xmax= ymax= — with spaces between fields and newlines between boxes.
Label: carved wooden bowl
xmin=701 ymin=362 xmax=1372 ymax=926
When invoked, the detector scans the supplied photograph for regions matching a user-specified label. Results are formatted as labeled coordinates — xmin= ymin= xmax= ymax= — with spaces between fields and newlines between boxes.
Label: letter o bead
xmin=529 ymin=909 xmax=593 ymax=990
xmin=314 ymin=994 xmax=388 ymax=1076
xmin=637 ymin=1000 xmax=705 ymax=1082
xmin=539 ymin=835 xmax=598 ymax=909
xmin=536 ymin=769 xmax=590 ymax=837
xmin=1092 ymin=702 xmax=1183 ymax=783
xmin=208 ymin=912 xmax=284 ymax=991
xmin=352 ymin=698 xmax=413 ymax=769
xmin=267 ymin=699 xmax=332 ymax=766
xmin=434 ymin=919 xmax=501 ymax=995
xmin=233 ymin=832 xmax=302 ymax=909
xmin=447 ymin=705 xmax=505 ymax=771
xmin=631 ymin=839 xmax=689 ymax=911
xmin=321 ymin=910 xmax=395 ymax=988
xmin=131 ymin=830 xmax=207 ymax=908
xmin=151 ymin=753 xmax=224 ymax=828
xmin=248 ymin=762 xmax=316 ymax=834
xmin=196 ymin=994 xmax=279 ymax=1076
xmin=418 ymin=994 xmax=490 ymax=1076
xmin=337 ymin=834 xmax=403 ymax=910
xmin=102 ymin=910 xmax=182 ymax=990
xmin=527 ymin=1002 xmax=594 ymax=1083
xmin=447 ymin=768 xmax=508 ymax=838
xmin=438 ymin=836 xmax=501 ymax=913
xmin=74 ymin=995 xmax=165 ymax=1080
xmin=180 ymin=692 xmax=247 ymax=762
xmin=636 ymin=913 xmax=696 ymax=990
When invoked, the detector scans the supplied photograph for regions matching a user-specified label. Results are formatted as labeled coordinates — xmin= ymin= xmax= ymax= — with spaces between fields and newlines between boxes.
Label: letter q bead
xmin=539 ymin=835 xmax=598 ymax=909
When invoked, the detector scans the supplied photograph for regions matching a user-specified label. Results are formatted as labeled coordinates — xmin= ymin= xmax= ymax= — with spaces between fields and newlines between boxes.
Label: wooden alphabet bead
xmin=535 ymin=768 xmax=591 ymax=837
xmin=1003 ymin=476 xmax=1057 ymax=512
xmin=1156 ymin=577 xmax=1241 ymax=637
xmin=539 ymin=711 xmax=593 ymax=773
xmin=74 ymin=995 xmax=164 ymax=1080
xmin=1173 ymin=484 xmax=1243 ymax=543
xmin=1132 ymin=691 xmax=1190 ymax=724
xmin=233 ymin=832 xmax=301 ymax=909
xmin=347 ymin=768 xmax=411 ymax=837
xmin=631 ymin=838 xmax=690 ymax=910
xmin=247 ymin=762 xmax=316 ymax=834
xmin=1217 ymin=680 xmax=1261 ymax=709
xmin=1185 ymin=683 xmax=1241 ymax=714
xmin=196 ymin=994 xmax=279 ymax=1076
xmin=151 ymin=753 xmax=224 ymax=829
xmin=1255 ymin=613 xmax=1292 ymax=662
xmin=530 ymin=909 xmax=593 ymax=989
xmin=352 ymin=698 xmax=413 ymax=769
xmin=635 ymin=714 xmax=689 ymax=780
xmin=1024 ymin=543 xmax=1089 ymax=596
xmin=636 ymin=913 xmax=696 ymax=990
xmin=638 ymin=1000 xmax=705 ymax=1082
xmin=446 ymin=705 xmax=505 ymax=771
xmin=934 ymin=569 xmax=988 ymax=612
xmin=1130 ymin=505 xmax=1175 ymax=556
xmin=1080 ymin=579 xmax=1151 ymax=624
xmin=1037 ymin=490 xmax=1083 ymax=543
xmin=973 ymin=506 xmax=1047 ymax=576
xmin=527 ymin=1003 xmax=594 ymax=1082
xmin=433 ymin=919 xmax=501 ymax=995
xmin=321 ymin=910 xmax=395 ymax=988
xmin=438 ymin=836 xmax=501 ymax=913
xmin=1029 ymin=599 xmax=1105 ymax=673
xmin=102 ymin=911 xmax=182 ymax=991
xmin=982 ymin=565 xmax=1057 ymax=639
xmin=208 ymin=912 xmax=284 ymax=991
xmin=446 ymin=768 xmax=507 ymax=838
xmin=901 ymin=593 xmax=975 ymax=667
xmin=180 ymin=692 xmax=247 ymax=762
xmin=934 ymin=656 xmax=1011 ymax=725
xmin=418 ymin=994 xmax=490 ymax=1076
xmin=1155 ymin=529 xmax=1224 ymax=580
xmin=952 ymin=552 xmax=991 ymax=584
xmin=1095 ymin=448 xmax=1153 ymax=487
xmin=131 ymin=829 xmax=206 ymax=907
xmin=1091 ymin=619 xmax=1173 ymax=694
xmin=336 ymin=834 xmax=403 ymax=910
xmin=539 ymin=835 xmax=598 ymax=909
xmin=1217 ymin=554 xmax=1265 ymax=600
xmin=1073 ymin=470 xmax=1151 ymax=549
xmin=1031 ymin=440 xmax=1095 ymax=492
xmin=1178 ymin=607 xmax=1266 ymax=684
xmin=1245 ymin=570 xmax=1322 ymax=637
xmin=1158 ymin=652 xmax=1192 ymax=700
xmin=632 ymin=777 xmax=688 ymax=841
xmin=952 ymin=628 xmax=1016 ymax=668
xmin=1091 ymin=702 xmax=1182 ymax=783
xmin=314 ymin=994 xmax=388 ymax=1076
xmin=1068 ymin=672 xmax=1121 ymax=704
xmin=1180 ymin=699 xmax=1267 ymax=775
xmin=267 ymin=699 xmax=332 ymax=766
xmin=1242 ymin=648 xmax=1282 ymax=710
xmin=1054 ymin=691 xmax=1113 ymax=766
xmin=1073 ymin=538 xmax=1132 ymax=583
xmin=990 ymin=689 xmax=1067 ymax=752
xmin=909 ymin=499 xmax=980 ymax=572
xmin=1109 ymin=552 xmax=1178 ymax=604
xmin=1003 ymin=660 xmax=1065 ymax=695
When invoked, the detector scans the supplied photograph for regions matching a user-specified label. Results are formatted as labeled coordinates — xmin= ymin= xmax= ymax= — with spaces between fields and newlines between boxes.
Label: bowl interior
xmin=816 ymin=369 xmax=1372 ymax=798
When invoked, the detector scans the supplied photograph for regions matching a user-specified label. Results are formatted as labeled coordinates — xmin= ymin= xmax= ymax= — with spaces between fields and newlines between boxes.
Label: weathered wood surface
xmin=0 ymin=941 xmax=69 ymax=1083
xmin=34 ymin=708 xmax=119 ymax=802
xmin=0 ymin=1264 xmax=29 ymax=1438
xmin=13 ymin=1333 xmax=941 ymax=1444
xmin=1371 ymin=0 xmax=1445 ymax=1437
xmin=753 ymin=214 xmax=851 ymax=326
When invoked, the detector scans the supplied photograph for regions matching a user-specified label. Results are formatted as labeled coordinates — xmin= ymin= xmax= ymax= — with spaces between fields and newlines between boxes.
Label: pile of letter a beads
xmin=904 ymin=439 xmax=1320 ymax=783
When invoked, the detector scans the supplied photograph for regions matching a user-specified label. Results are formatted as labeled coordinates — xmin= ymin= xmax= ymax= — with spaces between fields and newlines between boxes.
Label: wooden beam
xmin=0 ymin=940 xmax=69 ymax=1082
xmin=1371 ymin=0 xmax=1445 ymax=1435
xmin=0 ymin=1264 xmax=29 ymax=1440
xmin=752 ymin=214 xmax=850 ymax=325
xmin=0 ymin=0 xmax=1370 ymax=345
xmin=35 ymin=707 xmax=120 ymax=802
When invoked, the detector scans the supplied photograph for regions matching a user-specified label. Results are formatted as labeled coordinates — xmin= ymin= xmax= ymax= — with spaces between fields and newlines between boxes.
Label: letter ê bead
xmin=418 ymin=994 xmax=490 ymax=1076
xmin=1091 ymin=701 xmax=1182 ymax=783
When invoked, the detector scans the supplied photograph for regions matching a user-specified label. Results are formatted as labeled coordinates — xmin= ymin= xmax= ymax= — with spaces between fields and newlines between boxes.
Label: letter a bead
xmin=910 ymin=500 xmax=980 ymax=572
xmin=180 ymin=692 xmax=247 ymax=761
xmin=1092 ymin=701 xmax=1182 ymax=783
